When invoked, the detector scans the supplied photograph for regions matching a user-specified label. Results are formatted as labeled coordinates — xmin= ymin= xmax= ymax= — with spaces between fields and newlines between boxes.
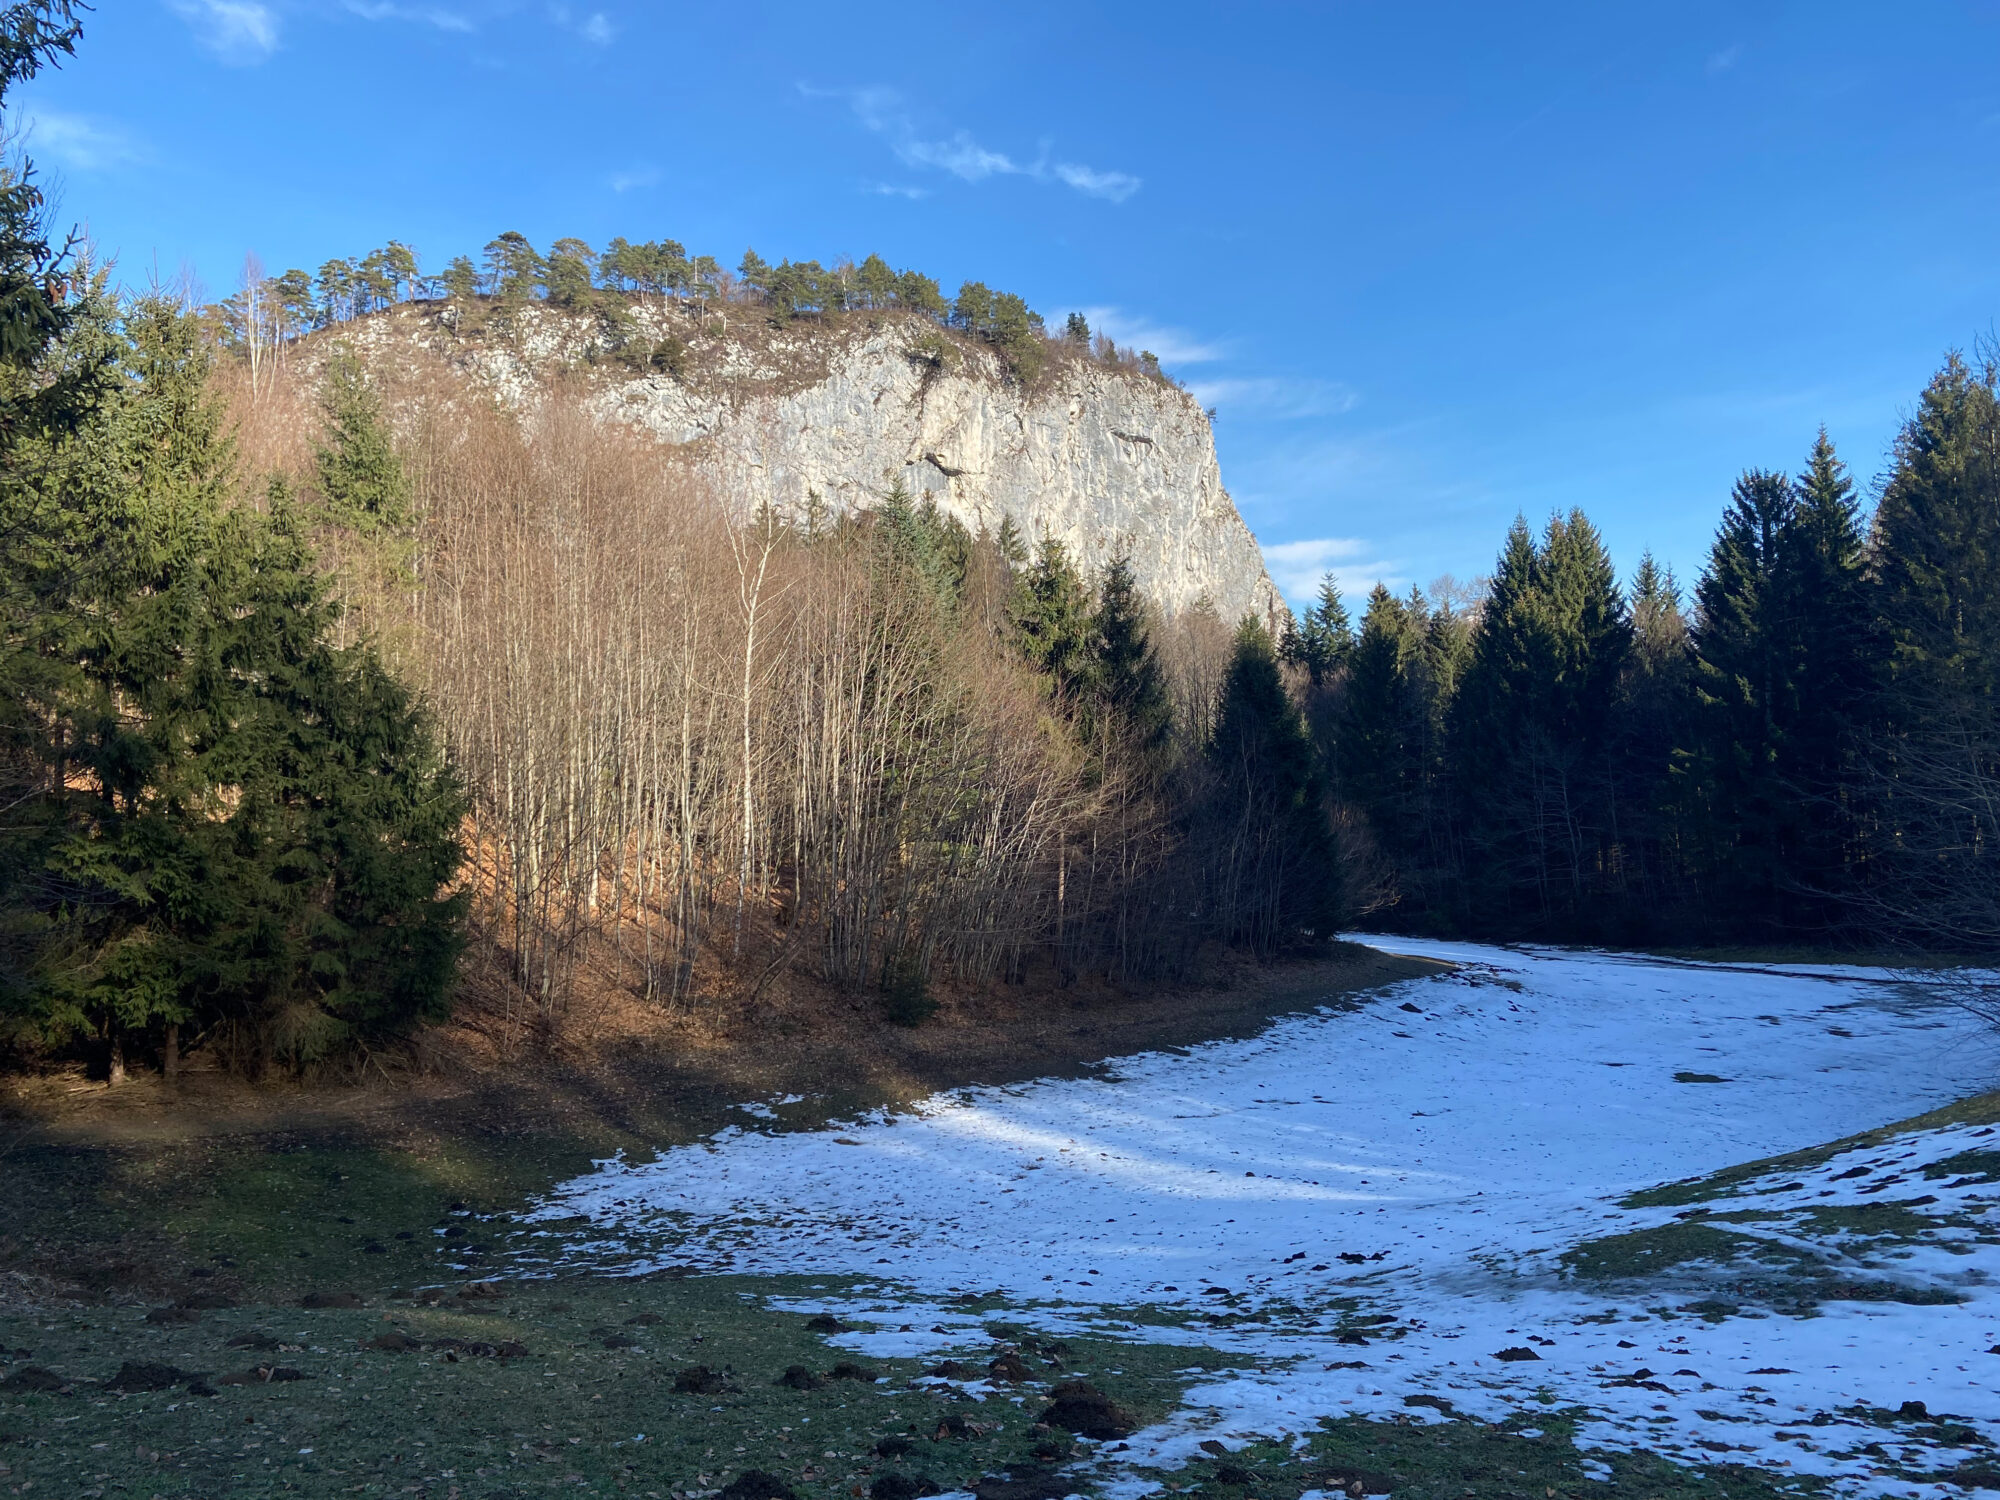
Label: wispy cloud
xmin=169 ymin=0 xmax=279 ymax=63
xmin=818 ymin=86 xmax=1141 ymax=203
xmin=1186 ymin=376 xmax=1358 ymax=420
xmin=1069 ymin=305 xmax=1221 ymax=366
xmin=1260 ymin=536 xmax=1404 ymax=604
xmin=25 ymin=110 xmax=146 ymax=171
xmin=344 ymin=1 xmax=475 ymax=32
xmin=1052 ymin=162 xmax=1140 ymax=203
xmin=609 ymin=165 xmax=659 ymax=193
xmin=548 ymin=5 xmax=613 ymax=43
xmin=868 ymin=182 xmax=927 ymax=200
xmin=1705 ymin=43 xmax=1742 ymax=76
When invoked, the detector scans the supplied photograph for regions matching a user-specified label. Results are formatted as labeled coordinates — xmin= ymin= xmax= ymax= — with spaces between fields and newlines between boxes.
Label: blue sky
xmin=19 ymin=1 xmax=2000 ymax=608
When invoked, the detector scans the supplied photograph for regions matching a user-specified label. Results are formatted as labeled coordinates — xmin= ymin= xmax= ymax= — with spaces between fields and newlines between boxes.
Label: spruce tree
xmin=1283 ymin=572 xmax=1353 ymax=686
xmin=314 ymin=349 xmax=411 ymax=534
xmin=1008 ymin=537 xmax=1094 ymax=702
xmin=1205 ymin=619 xmax=1341 ymax=953
xmin=1688 ymin=449 xmax=1871 ymax=934
xmin=1091 ymin=556 xmax=1173 ymax=765
xmin=1338 ymin=585 xmax=1423 ymax=870
xmin=1451 ymin=512 xmax=1630 ymax=933
xmin=1867 ymin=354 xmax=2000 ymax=946
xmin=1 ymin=286 xmax=467 ymax=1073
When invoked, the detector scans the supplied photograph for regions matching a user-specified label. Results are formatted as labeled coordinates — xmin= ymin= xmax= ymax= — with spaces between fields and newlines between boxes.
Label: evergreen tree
xmin=1064 ymin=312 xmax=1090 ymax=344
xmin=1204 ymin=619 xmax=1342 ymax=954
xmin=1337 ymin=585 xmax=1425 ymax=869
xmin=1866 ymin=354 xmax=2000 ymax=946
xmin=1282 ymin=572 xmax=1353 ymax=686
xmin=543 ymin=237 xmax=597 ymax=309
xmin=1451 ymin=511 xmax=1630 ymax=933
xmin=482 ymin=232 xmax=542 ymax=302
xmin=1611 ymin=552 xmax=1696 ymax=926
xmin=897 ymin=270 xmax=947 ymax=319
xmin=1091 ymin=556 xmax=1173 ymax=764
xmin=1686 ymin=447 xmax=1871 ymax=933
xmin=313 ymin=349 xmax=411 ymax=534
xmin=0 ymin=269 xmax=466 ymax=1074
xmin=1008 ymin=537 xmax=1094 ymax=702
xmin=440 ymin=255 xmax=477 ymax=302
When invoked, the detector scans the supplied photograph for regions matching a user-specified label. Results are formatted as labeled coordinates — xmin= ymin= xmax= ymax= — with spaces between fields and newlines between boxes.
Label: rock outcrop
xmin=342 ymin=303 xmax=1282 ymax=625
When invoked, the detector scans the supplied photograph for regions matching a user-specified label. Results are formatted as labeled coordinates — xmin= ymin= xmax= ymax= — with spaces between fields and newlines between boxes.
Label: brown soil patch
xmin=1 ymin=942 xmax=1435 ymax=1152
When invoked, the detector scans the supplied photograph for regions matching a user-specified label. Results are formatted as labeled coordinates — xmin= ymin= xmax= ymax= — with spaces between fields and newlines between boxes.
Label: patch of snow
xmin=529 ymin=938 xmax=2000 ymax=1496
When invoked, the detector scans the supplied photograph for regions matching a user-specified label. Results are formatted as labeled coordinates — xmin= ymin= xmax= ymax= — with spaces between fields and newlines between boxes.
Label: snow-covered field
xmin=529 ymin=940 xmax=2000 ymax=1495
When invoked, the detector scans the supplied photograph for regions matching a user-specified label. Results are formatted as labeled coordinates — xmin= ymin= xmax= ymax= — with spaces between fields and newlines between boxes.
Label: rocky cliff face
xmin=345 ymin=303 xmax=1282 ymax=624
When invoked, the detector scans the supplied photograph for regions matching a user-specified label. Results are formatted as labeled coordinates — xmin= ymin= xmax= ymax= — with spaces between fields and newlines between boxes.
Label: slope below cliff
xmin=340 ymin=301 xmax=1283 ymax=625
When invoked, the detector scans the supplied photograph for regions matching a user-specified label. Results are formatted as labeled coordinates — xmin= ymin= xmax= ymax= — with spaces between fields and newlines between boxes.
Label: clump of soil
xmin=104 ymin=1361 xmax=200 ymax=1392
xmin=719 ymin=1471 xmax=798 ymax=1500
xmin=299 ymin=1291 xmax=364 ymax=1309
xmin=805 ymin=1314 xmax=847 ymax=1333
xmin=671 ymin=1363 xmax=733 ymax=1394
xmin=0 ymin=1367 xmax=70 ymax=1393
xmin=776 ymin=1364 xmax=824 ymax=1390
xmin=986 ymin=1352 xmax=1034 ymax=1382
xmin=1037 ymin=1381 xmax=1137 ymax=1440
xmin=872 ymin=1474 xmax=942 ymax=1500
xmin=829 ymin=1360 xmax=879 ymax=1382
xmin=226 ymin=1330 xmax=280 ymax=1351
xmin=927 ymin=1360 xmax=973 ymax=1378
xmin=218 ymin=1365 xmax=310 ymax=1384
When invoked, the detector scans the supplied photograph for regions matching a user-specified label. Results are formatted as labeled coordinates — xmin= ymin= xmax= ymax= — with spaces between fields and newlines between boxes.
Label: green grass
xmin=1135 ymin=1410 xmax=1830 ymax=1500
xmin=0 ymin=1271 xmax=1222 ymax=1498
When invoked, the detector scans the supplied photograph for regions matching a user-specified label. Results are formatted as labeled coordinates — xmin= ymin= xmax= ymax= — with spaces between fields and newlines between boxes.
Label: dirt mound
xmin=1037 ymin=1381 xmax=1136 ymax=1440
xmin=671 ymin=1363 xmax=733 ymax=1394
xmin=719 ymin=1471 xmax=798 ymax=1500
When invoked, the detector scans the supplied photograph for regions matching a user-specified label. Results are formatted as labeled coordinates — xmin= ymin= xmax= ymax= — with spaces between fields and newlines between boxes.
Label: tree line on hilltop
xmin=1286 ymin=384 xmax=2000 ymax=951
xmin=222 ymin=231 xmax=1167 ymax=389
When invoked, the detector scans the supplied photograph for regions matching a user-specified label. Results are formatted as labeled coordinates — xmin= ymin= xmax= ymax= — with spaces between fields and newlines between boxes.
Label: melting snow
xmin=530 ymin=938 xmax=2000 ymax=1496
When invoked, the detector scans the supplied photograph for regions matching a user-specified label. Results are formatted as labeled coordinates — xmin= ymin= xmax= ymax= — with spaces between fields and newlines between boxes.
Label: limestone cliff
xmin=341 ymin=303 xmax=1282 ymax=625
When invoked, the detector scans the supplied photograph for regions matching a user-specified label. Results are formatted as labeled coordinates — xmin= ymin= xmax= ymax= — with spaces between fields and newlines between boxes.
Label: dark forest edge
xmin=1295 ymin=363 xmax=2000 ymax=952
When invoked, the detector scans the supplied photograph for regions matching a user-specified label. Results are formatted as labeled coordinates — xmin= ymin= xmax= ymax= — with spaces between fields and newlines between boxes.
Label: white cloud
xmin=1069 ymin=305 xmax=1222 ymax=366
xmin=1053 ymin=162 xmax=1140 ymax=203
xmin=1185 ymin=376 xmax=1359 ymax=420
xmin=1705 ymin=44 xmax=1741 ymax=75
xmin=867 ymin=182 xmax=927 ymax=200
xmin=169 ymin=0 xmax=279 ymax=62
xmin=344 ymin=1 xmax=475 ymax=31
xmin=610 ymin=165 xmax=660 ymax=192
xmin=25 ymin=110 xmax=146 ymax=171
xmin=1260 ymin=536 xmax=1404 ymax=605
xmin=547 ymin=5 xmax=612 ymax=43
xmin=900 ymin=129 xmax=1017 ymax=182
xmin=822 ymin=86 xmax=1140 ymax=202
